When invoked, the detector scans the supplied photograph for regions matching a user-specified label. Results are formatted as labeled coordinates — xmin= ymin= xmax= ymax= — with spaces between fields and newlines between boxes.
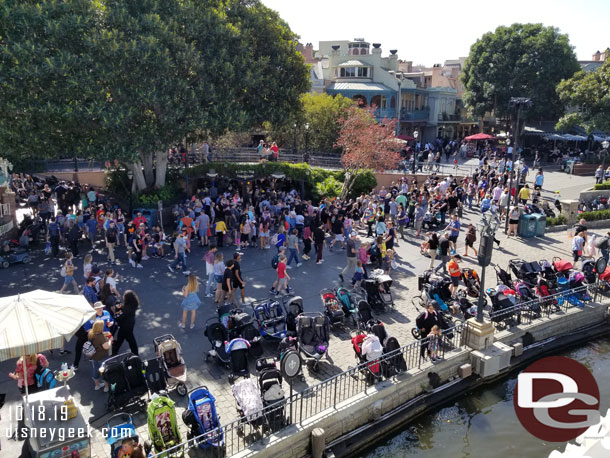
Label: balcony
xmin=438 ymin=112 xmax=459 ymax=122
xmin=400 ymin=107 xmax=430 ymax=121
xmin=371 ymin=108 xmax=397 ymax=120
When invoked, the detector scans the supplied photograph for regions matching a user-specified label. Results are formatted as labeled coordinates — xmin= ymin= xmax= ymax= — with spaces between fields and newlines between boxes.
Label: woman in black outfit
xmin=112 ymin=290 xmax=140 ymax=355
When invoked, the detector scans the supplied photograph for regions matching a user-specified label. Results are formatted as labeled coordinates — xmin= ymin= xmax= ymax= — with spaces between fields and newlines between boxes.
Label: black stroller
xmin=356 ymin=300 xmax=374 ymax=329
xmin=509 ymin=258 xmax=540 ymax=286
xmin=256 ymin=358 xmax=286 ymax=430
xmin=370 ymin=269 xmax=394 ymax=308
xmin=382 ymin=336 xmax=407 ymax=377
xmin=100 ymin=352 xmax=149 ymax=412
xmin=296 ymin=312 xmax=333 ymax=371
xmin=226 ymin=338 xmax=251 ymax=384
xmin=227 ymin=310 xmax=264 ymax=358
xmin=486 ymin=288 xmax=519 ymax=327
xmin=539 ymin=259 xmax=558 ymax=289
xmin=495 ymin=265 xmax=513 ymax=288
xmin=281 ymin=294 xmax=304 ymax=334
xmin=204 ymin=319 xmax=231 ymax=368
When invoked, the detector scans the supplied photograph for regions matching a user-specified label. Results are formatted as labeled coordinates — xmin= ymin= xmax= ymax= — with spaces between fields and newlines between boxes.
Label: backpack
xmin=82 ymin=340 xmax=96 ymax=359
xmin=35 ymin=358 xmax=56 ymax=390
xmin=271 ymin=254 xmax=280 ymax=270
xmin=595 ymin=236 xmax=609 ymax=250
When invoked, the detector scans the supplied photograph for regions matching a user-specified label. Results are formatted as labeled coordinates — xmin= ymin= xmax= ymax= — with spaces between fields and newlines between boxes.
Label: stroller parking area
xmin=0 ymin=218 xmax=606 ymax=457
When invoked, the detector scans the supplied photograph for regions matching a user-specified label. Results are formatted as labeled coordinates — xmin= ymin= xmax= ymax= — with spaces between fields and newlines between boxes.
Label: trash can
xmin=533 ymin=213 xmax=546 ymax=237
xmin=518 ymin=214 xmax=537 ymax=238
xmin=132 ymin=208 xmax=158 ymax=226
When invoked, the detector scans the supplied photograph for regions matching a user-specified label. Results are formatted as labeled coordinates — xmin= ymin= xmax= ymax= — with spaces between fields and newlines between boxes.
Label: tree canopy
xmin=335 ymin=107 xmax=399 ymax=199
xmin=0 ymin=0 xmax=310 ymax=190
xmin=556 ymin=59 xmax=610 ymax=133
xmin=462 ymin=23 xmax=580 ymax=121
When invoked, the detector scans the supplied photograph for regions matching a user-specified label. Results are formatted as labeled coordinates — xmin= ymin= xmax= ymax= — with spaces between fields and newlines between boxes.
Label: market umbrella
xmin=0 ymin=290 xmax=95 ymax=413
xmin=464 ymin=133 xmax=495 ymax=141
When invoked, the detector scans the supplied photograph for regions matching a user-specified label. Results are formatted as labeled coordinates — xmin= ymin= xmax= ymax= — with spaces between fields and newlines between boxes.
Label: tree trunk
xmin=142 ymin=152 xmax=154 ymax=188
xmin=340 ymin=170 xmax=356 ymax=200
xmin=128 ymin=162 xmax=147 ymax=193
xmin=155 ymin=150 xmax=169 ymax=188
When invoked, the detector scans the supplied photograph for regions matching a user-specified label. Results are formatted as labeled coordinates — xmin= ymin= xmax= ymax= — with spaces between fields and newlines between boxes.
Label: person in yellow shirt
xmin=214 ymin=220 xmax=227 ymax=247
xmin=518 ymin=184 xmax=531 ymax=205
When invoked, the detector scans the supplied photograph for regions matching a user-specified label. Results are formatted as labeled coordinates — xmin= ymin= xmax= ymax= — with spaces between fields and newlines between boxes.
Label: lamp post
xmin=602 ymin=140 xmax=609 ymax=168
xmin=304 ymin=123 xmax=310 ymax=163
xmin=477 ymin=213 xmax=500 ymax=322
xmin=293 ymin=123 xmax=298 ymax=153
xmin=504 ymin=97 xmax=532 ymax=233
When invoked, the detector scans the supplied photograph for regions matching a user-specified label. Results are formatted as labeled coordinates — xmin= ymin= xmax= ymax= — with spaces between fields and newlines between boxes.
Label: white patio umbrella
xmin=0 ymin=290 xmax=95 ymax=409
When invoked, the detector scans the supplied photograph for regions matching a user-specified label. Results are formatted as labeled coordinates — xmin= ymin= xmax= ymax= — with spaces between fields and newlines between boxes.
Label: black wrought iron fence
xmin=150 ymin=322 xmax=466 ymax=457
xmin=489 ymin=283 xmax=601 ymax=330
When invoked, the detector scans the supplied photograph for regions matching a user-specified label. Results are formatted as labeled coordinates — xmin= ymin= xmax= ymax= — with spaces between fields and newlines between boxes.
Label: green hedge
xmin=580 ymin=209 xmax=610 ymax=221
xmin=593 ymin=181 xmax=610 ymax=190
xmin=546 ymin=214 xmax=567 ymax=226
xmin=185 ymin=162 xmax=377 ymax=200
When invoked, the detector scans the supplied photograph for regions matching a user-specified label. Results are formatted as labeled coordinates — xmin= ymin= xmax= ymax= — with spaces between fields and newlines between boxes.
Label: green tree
xmin=462 ymin=23 xmax=580 ymax=121
xmin=0 ymin=0 xmax=310 ymax=192
xmin=556 ymin=59 xmax=610 ymax=133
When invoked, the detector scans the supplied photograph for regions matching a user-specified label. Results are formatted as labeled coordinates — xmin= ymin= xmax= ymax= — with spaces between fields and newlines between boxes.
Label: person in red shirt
xmin=271 ymin=253 xmax=290 ymax=295
xmin=96 ymin=205 xmax=106 ymax=227
xmin=133 ymin=211 xmax=147 ymax=228
xmin=270 ymin=142 xmax=279 ymax=161
xmin=447 ymin=254 xmax=462 ymax=297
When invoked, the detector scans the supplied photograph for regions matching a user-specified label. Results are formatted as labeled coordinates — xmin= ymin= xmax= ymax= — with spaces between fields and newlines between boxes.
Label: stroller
xmin=101 ymin=353 xmax=148 ymax=412
xmin=514 ymin=281 xmax=542 ymax=317
xmin=536 ymin=277 xmax=560 ymax=311
xmin=461 ymin=268 xmax=481 ymax=298
xmin=336 ymin=287 xmax=359 ymax=326
xmin=147 ymin=395 xmax=182 ymax=454
xmin=453 ymin=289 xmax=478 ymax=320
xmin=381 ymin=335 xmax=407 ymax=377
xmin=423 ymin=211 xmax=442 ymax=230
xmin=539 ymin=259 xmax=558 ymax=289
xmin=252 ymin=298 xmax=288 ymax=340
xmin=370 ymin=269 xmax=394 ymax=308
xmin=226 ymin=338 xmax=251 ymax=384
xmin=425 ymin=278 xmax=454 ymax=312
xmin=581 ymin=259 xmax=597 ymax=284
xmin=486 ymin=288 xmax=519 ymax=326
xmin=296 ymin=312 xmax=333 ymax=371
xmin=568 ymin=271 xmax=592 ymax=302
xmin=356 ymin=298 xmax=374 ymax=329
xmin=495 ymin=265 xmax=513 ymax=288
xmin=553 ymin=257 xmax=574 ymax=277
xmin=232 ymin=377 xmax=265 ymax=428
xmin=351 ymin=332 xmax=383 ymax=385
xmin=321 ymin=289 xmax=345 ymax=327
xmin=256 ymin=358 xmax=286 ymax=429
xmin=227 ymin=309 xmax=264 ymax=357
xmin=282 ymin=295 xmax=304 ymax=334
xmin=107 ymin=413 xmax=147 ymax=458
xmin=183 ymin=386 xmax=224 ymax=450
xmin=153 ymin=334 xmax=187 ymax=396
xmin=278 ymin=336 xmax=304 ymax=382
xmin=509 ymin=259 xmax=540 ymax=286
xmin=204 ymin=319 xmax=231 ymax=368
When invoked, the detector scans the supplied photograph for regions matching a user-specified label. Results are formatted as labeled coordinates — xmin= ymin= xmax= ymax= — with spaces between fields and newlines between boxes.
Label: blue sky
xmin=261 ymin=0 xmax=609 ymax=65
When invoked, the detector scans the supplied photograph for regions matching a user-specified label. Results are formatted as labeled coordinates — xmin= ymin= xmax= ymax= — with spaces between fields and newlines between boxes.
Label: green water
xmin=362 ymin=338 xmax=610 ymax=458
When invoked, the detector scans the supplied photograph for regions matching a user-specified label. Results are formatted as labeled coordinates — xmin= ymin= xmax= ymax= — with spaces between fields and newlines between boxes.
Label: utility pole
xmin=504 ymin=97 xmax=532 ymax=233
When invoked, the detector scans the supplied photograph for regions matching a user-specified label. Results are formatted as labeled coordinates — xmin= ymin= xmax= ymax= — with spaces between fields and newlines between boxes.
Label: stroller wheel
xmin=176 ymin=382 xmax=187 ymax=396
xmin=411 ymin=328 xmax=421 ymax=339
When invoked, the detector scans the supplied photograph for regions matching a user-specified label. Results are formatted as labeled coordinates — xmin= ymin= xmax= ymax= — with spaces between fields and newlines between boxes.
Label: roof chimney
xmin=372 ymin=43 xmax=382 ymax=55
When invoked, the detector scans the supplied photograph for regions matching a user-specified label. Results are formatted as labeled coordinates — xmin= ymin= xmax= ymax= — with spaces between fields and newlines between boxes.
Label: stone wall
xmin=36 ymin=171 xmax=106 ymax=188
xmin=0 ymin=187 xmax=18 ymax=241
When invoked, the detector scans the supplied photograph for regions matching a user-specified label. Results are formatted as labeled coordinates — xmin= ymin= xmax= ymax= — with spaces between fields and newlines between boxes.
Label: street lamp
xmin=602 ymin=140 xmax=610 ymax=169
xmin=293 ymin=123 xmax=298 ymax=153
xmin=476 ymin=212 xmax=500 ymax=322
xmin=304 ymin=123 xmax=310 ymax=163
xmin=504 ymin=97 xmax=532 ymax=233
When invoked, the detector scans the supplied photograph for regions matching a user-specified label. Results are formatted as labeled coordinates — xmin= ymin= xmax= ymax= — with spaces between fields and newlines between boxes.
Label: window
xmin=357 ymin=67 xmax=368 ymax=77
xmin=380 ymin=96 xmax=388 ymax=109
xmin=339 ymin=67 xmax=369 ymax=78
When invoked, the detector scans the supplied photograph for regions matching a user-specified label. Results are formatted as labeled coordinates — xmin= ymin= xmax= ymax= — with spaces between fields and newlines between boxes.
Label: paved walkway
xmin=0 ymin=198 xmax=603 ymax=457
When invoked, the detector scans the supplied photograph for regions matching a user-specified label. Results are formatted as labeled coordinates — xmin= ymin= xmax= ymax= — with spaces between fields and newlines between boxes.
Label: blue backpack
xmin=35 ymin=358 xmax=56 ymax=391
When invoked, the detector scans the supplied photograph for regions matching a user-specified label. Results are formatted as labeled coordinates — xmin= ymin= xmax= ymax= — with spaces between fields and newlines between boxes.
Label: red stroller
xmin=351 ymin=333 xmax=383 ymax=385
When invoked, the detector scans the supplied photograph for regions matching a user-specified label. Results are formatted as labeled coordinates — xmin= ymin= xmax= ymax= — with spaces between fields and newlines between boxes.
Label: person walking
xmin=271 ymin=254 xmax=291 ymax=295
xmin=221 ymin=260 xmax=237 ymax=305
xmin=434 ymin=232 xmax=451 ymax=274
xmin=426 ymin=232 xmax=439 ymax=269
xmin=463 ymin=223 xmax=478 ymax=257
xmin=59 ymin=252 xmax=80 ymax=294
xmin=446 ymin=214 xmax=461 ymax=253
xmin=204 ymin=245 xmax=217 ymax=298
xmin=507 ymin=206 xmax=521 ymax=237
xmin=105 ymin=220 xmax=118 ymax=264
xmin=232 ymin=252 xmax=246 ymax=305
xmin=113 ymin=290 xmax=140 ymax=354
xmin=88 ymin=320 xmax=111 ymax=391
xmin=339 ymin=232 xmax=359 ymax=283
xmin=179 ymin=274 xmax=201 ymax=329
xmin=285 ymin=229 xmax=302 ymax=268
xmin=447 ymin=254 xmax=462 ymax=297
xmin=213 ymin=252 xmax=225 ymax=304
xmin=313 ymin=223 xmax=326 ymax=265
xmin=168 ymin=232 xmax=190 ymax=275
xmin=302 ymin=224 xmax=312 ymax=260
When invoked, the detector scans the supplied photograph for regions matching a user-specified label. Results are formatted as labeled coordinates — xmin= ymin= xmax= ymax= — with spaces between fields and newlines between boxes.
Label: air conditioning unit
xmin=470 ymin=342 xmax=512 ymax=378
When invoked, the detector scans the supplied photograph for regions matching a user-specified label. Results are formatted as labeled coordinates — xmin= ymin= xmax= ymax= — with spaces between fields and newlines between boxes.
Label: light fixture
xmin=206 ymin=169 xmax=218 ymax=178
xmin=271 ymin=173 xmax=286 ymax=179
xmin=506 ymin=139 xmax=511 ymax=146
xmin=413 ymin=130 xmax=419 ymax=139
xmin=305 ymin=123 xmax=310 ymax=131
xmin=603 ymin=140 xmax=609 ymax=150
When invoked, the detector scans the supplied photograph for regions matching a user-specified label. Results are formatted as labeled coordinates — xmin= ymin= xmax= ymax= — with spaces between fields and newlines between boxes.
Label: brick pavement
xmin=1 ymin=206 xmax=607 ymax=457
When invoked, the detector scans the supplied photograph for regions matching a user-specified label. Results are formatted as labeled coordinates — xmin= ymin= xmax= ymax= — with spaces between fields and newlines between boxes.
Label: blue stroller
xmin=252 ymin=298 xmax=288 ymax=339
xmin=183 ymin=386 xmax=224 ymax=451
xmin=107 ymin=413 xmax=148 ymax=458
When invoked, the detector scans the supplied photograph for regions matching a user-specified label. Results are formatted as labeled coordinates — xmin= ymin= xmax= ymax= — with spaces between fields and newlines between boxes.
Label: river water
xmin=362 ymin=337 xmax=610 ymax=458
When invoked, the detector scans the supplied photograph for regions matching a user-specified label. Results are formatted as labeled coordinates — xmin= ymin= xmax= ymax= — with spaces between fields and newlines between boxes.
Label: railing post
xmin=333 ymin=375 xmax=338 ymax=409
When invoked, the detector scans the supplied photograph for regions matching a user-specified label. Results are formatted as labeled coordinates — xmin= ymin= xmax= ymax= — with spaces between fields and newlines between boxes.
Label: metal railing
xmin=489 ymin=283 xmax=603 ymax=330
xmin=150 ymin=322 xmax=467 ymax=457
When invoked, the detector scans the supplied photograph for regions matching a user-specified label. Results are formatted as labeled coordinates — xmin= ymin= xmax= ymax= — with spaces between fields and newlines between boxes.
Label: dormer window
xmin=336 ymin=61 xmax=370 ymax=78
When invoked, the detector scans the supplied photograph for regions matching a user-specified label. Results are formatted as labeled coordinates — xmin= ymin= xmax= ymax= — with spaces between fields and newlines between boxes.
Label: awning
xmin=327 ymin=82 xmax=394 ymax=93
xmin=337 ymin=60 xmax=367 ymax=67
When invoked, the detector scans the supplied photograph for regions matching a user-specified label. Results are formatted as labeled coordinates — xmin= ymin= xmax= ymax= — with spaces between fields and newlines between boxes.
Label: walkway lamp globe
xmin=602 ymin=140 xmax=609 ymax=150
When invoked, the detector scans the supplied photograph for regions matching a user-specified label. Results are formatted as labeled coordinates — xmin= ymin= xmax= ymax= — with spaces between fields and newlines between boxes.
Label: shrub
xmin=104 ymin=169 xmax=131 ymax=196
xmin=314 ymin=176 xmax=342 ymax=199
xmin=593 ymin=181 xmax=610 ymax=190
xmin=136 ymin=184 xmax=182 ymax=208
xmin=546 ymin=214 xmax=567 ymax=226
xmin=580 ymin=209 xmax=610 ymax=222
